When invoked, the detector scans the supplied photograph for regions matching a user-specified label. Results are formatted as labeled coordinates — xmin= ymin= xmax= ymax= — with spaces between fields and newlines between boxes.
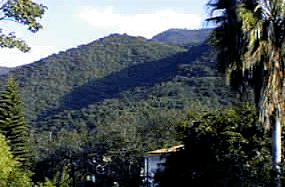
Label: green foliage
xmin=32 ymin=165 xmax=70 ymax=187
xmin=0 ymin=33 xmax=256 ymax=184
xmin=0 ymin=32 xmax=30 ymax=52
xmin=238 ymin=3 xmax=260 ymax=31
xmin=0 ymin=133 xmax=18 ymax=185
xmin=0 ymin=76 xmax=34 ymax=171
xmin=0 ymin=133 xmax=34 ymax=187
xmin=6 ymin=167 xmax=34 ymax=187
xmin=206 ymin=0 xmax=285 ymax=131
xmin=206 ymin=0 xmax=254 ymax=100
xmin=33 ymin=181 xmax=55 ymax=187
xmin=0 ymin=131 xmax=60 ymax=187
xmin=0 ymin=0 xmax=47 ymax=52
xmin=155 ymin=102 xmax=285 ymax=186
xmin=150 ymin=29 xmax=213 ymax=46
xmin=42 ymin=165 xmax=70 ymax=187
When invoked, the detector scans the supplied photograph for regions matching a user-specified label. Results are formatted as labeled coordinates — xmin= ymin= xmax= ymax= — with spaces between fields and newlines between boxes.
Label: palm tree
xmin=207 ymin=0 xmax=285 ymax=186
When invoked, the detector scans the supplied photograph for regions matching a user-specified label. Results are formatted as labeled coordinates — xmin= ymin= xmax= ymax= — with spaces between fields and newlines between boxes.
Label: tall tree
xmin=206 ymin=0 xmax=285 ymax=186
xmin=0 ymin=0 xmax=47 ymax=184
xmin=155 ymin=103 xmax=275 ymax=186
xmin=0 ymin=132 xmax=35 ymax=187
xmin=0 ymin=76 xmax=34 ymax=172
xmin=0 ymin=130 xmax=60 ymax=187
xmin=0 ymin=0 xmax=47 ymax=52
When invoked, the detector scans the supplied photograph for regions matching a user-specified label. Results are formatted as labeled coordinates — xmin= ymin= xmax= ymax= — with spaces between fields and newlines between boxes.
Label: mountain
xmin=0 ymin=66 xmax=16 ymax=75
xmin=0 ymin=31 xmax=255 ymax=184
xmin=0 ymin=31 xmax=254 ymax=141
xmin=0 ymin=33 xmax=187 ymax=124
xmin=150 ymin=28 xmax=214 ymax=46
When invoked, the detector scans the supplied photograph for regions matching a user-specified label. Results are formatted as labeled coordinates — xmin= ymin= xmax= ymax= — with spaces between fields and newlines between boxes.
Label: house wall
xmin=143 ymin=154 xmax=168 ymax=187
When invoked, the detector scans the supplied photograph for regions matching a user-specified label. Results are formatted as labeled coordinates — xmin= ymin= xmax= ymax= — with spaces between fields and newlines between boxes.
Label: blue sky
xmin=0 ymin=0 xmax=215 ymax=67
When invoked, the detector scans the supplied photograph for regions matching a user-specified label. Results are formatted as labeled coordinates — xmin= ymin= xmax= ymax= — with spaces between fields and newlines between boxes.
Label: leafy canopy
xmin=155 ymin=102 xmax=285 ymax=186
xmin=0 ymin=0 xmax=47 ymax=52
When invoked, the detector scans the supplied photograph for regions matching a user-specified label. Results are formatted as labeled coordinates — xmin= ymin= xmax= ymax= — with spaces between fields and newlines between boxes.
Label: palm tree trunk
xmin=272 ymin=106 xmax=281 ymax=187
xmin=256 ymin=60 xmax=282 ymax=186
xmin=256 ymin=58 xmax=268 ymax=130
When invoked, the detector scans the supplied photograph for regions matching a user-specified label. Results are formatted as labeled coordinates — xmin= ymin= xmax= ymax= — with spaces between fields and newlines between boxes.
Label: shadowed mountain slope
xmin=0 ymin=31 xmax=254 ymax=148
xmin=0 ymin=32 xmax=258 ymax=184
xmin=0 ymin=34 xmax=186 ymax=124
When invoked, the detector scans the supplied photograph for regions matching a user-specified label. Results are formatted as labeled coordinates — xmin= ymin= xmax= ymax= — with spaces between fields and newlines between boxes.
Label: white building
xmin=142 ymin=145 xmax=184 ymax=187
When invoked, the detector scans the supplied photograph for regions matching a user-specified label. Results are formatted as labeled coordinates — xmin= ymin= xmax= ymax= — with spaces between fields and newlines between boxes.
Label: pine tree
xmin=0 ymin=133 xmax=33 ymax=187
xmin=0 ymin=76 xmax=34 ymax=171
xmin=0 ymin=131 xmax=57 ymax=187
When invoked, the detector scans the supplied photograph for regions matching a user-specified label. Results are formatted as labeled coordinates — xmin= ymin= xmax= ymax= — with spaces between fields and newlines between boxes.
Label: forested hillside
xmin=0 ymin=30 xmax=255 ymax=185
xmin=0 ymin=66 xmax=16 ymax=75
xmin=150 ymin=28 xmax=214 ymax=46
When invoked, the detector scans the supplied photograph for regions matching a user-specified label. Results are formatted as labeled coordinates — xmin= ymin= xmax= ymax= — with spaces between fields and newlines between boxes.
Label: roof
xmin=146 ymin=145 xmax=184 ymax=155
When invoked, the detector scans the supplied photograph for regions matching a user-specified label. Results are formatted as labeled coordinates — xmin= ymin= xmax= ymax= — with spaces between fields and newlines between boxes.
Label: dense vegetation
xmin=150 ymin=28 xmax=214 ymax=47
xmin=155 ymin=102 xmax=285 ymax=186
xmin=0 ymin=77 xmax=34 ymax=171
xmin=0 ymin=30 xmax=257 ymax=185
xmin=0 ymin=0 xmax=282 ymax=186
xmin=0 ymin=76 xmax=70 ymax=187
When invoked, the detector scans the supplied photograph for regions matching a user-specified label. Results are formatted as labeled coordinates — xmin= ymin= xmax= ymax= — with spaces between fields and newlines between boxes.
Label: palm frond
xmin=206 ymin=16 xmax=226 ymax=23
xmin=207 ymin=0 xmax=285 ymax=128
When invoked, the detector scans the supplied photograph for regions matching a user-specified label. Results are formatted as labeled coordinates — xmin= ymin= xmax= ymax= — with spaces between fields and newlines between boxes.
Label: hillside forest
xmin=1 ymin=28 xmax=277 ymax=186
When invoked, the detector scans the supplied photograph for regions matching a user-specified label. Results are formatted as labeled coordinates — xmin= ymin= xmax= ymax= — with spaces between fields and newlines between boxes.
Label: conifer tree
xmin=0 ymin=76 xmax=34 ymax=171
xmin=0 ymin=131 xmax=58 ymax=187
xmin=0 ymin=133 xmax=34 ymax=187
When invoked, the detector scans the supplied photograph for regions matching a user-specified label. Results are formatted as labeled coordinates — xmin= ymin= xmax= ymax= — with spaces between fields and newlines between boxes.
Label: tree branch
xmin=0 ymin=15 xmax=7 ymax=20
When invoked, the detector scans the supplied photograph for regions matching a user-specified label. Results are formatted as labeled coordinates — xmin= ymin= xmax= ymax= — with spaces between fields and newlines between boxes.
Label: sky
xmin=0 ymin=0 xmax=216 ymax=67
